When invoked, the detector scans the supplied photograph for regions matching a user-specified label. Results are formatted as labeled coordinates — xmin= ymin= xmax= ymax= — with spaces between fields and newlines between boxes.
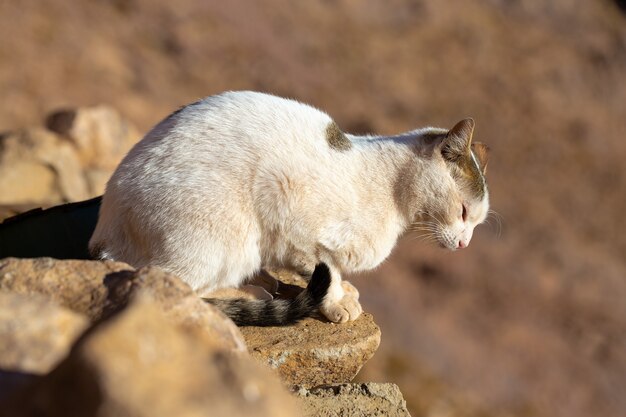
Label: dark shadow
xmin=101 ymin=270 xmax=136 ymax=321
xmin=0 ymin=197 xmax=102 ymax=260
xmin=274 ymin=280 xmax=305 ymax=300
xmin=0 ymin=369 xmax=40 ymax=402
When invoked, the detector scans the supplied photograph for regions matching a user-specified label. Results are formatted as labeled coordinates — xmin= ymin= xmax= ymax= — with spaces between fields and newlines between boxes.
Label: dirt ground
xmin=1 ymin=1 xmax=625 ymax=416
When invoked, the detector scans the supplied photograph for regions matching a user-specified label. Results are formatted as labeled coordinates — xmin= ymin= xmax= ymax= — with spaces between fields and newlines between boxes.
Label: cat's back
xmin=161 ymin=91 xmax=334 ymax=151
xmin=109 ymin=91 xmax=343 ymax=202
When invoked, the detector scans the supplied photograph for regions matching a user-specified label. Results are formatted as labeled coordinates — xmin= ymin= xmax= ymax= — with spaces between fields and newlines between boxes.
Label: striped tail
xmin=204 ymin=263 xmax=331 ymax=326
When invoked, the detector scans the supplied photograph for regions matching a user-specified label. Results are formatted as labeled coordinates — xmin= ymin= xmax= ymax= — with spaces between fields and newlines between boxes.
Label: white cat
xmin=89 ymin=91 xmax=490 ymax=325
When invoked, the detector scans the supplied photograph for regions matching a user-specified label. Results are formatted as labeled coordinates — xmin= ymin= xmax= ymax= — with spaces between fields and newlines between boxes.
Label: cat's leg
xmin=239 ymin=270 xmax=279 ymax=301
xmin=247 ymin=270 xmax=280 ymax=294
xmin=320 ymin=265 xmax=362 ymax=323
xmin=341 ymin=280 xmax=360 ymax=299
xmin=287 ymin=251 xmax=316 ymax=281
xmin=240 ymin=285 xmax=274 ymax=300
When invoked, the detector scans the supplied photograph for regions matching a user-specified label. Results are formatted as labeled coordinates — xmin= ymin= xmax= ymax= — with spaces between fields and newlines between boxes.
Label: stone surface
xmin=0 ymin=292 xmax=88 ymax=374
xmin=0 ymin=295 xmax=298 ymax=417
xmin=108 ymin=266 xmax=247 ymax=352
xmin=0 ymin=128 xmax=89 ymax=205
xmin=241 ymin=268 xmax=380 ymax=386
xmin=241 ymin=313 xmax=380 ymax=387
xmin=0 ymin=292 xmax=89 ymax=401
xmin=296 ymin=383 xmax=411 ymax=417
xmin=0 ymin=106 xmax=139 ymax=209
xmin=0 ymin=258 xmax=246 ymax=352
xmin=46 ymin=105 xmax=139 ymax=195
xmin=0 ymin=257 xmax=134 ymax=320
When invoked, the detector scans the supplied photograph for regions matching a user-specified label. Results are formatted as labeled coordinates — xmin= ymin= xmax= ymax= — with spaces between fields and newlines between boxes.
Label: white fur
xmin=90 ymin=91 xmax=489 ymax=322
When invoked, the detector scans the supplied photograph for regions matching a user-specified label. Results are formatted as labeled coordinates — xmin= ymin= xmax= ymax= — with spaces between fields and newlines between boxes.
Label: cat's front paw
xmin=320 ymin=293 xmax=363 ymax=323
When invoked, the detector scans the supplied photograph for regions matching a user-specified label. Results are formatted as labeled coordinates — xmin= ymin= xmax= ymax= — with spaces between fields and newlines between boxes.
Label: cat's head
xmin=419 ymin=118 xmax=490 ymax=250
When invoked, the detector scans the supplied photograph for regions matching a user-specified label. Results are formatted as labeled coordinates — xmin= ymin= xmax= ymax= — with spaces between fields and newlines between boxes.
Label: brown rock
xmin=0 ymin=292 xmax=88 ymax=373
xmin=0 ymin=128 xmax=89 ymax=205
xmin=0 ymin=292 xmax=88 ymax=400
xmin=241 ymin=268 xmax=381 ymax=386
xmin=46 ymin=105 xmax=140 ymax=195
xmin=0 ymin=106 xmax=139 ymax=207
xmin=296 ymin=383 xmax=411 ymax=417
xmin=0 ymin=257 xmax=134 ymax=320
xmin=1 ymin=294 xmax=298 ymax=417
xmin=241 ymin=313 xmax=381 ymax=387
xmin=107 ymin=266 xmax=247 ymax=352
xmin=0 ymin=258 xmax=245 ymax=352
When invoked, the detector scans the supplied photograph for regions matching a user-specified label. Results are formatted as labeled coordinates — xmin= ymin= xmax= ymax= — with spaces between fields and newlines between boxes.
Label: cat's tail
xmin=204 ymin=263 xmax=331 ymax=327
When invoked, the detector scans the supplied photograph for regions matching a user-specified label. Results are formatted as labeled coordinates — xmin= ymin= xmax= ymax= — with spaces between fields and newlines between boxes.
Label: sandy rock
xmin=107 ymin=266 xmax=247 ymax=352
xmin=0 ymin=295 xmax=298 ymax=417
xmin=0 ymin=257 xmax=134 ymax=320
xmin=0 ymin=292 xmax=89 ymax=401
xmin=0 ymin=292 xmax=88 ymax=373
xmin=46 ymin=105 xmax=139 ymax=194
xmin=241 ymin=313 xmax=380 ymax=386
xmin=241 ymin=268 xmax=381 ymax=386
xmin=0 ymin=258 xmax=245 ymax=352
xmin=0 ymin=128 xmax=89 ymax=205
xmin=296 ymin=383 xmax=411 ymax=417
xmin=0 ymin=105 xmax=139 ymax=207
xmin=84 ymin=168 xmax=116 ymax=197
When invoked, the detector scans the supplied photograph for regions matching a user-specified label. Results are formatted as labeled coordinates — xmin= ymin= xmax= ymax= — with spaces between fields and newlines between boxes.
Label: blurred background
xmin=1 ymin=0 xmax=625 ymax=416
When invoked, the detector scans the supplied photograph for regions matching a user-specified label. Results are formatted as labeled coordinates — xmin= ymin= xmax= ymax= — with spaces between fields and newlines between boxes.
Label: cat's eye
xmin=461 ymin=204 xmax=468 ymax=222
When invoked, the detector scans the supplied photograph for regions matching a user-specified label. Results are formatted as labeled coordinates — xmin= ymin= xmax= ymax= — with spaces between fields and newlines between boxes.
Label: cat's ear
xmin=442 ymin=118 xmax=474 ymax=162
xmin=471 ymin=142 xmax=490 ymax=175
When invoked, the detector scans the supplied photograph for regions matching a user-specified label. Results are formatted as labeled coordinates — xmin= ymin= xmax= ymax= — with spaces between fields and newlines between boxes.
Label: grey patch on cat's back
xmin=326 ymin=122 xmax=352 ymax=151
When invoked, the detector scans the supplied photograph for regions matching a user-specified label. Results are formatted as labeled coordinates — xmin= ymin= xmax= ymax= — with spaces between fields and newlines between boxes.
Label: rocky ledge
xmin=242 ymin=313 xmax=380 ymax=386
xmin=297 ymin=383 xmax=411 ymax=417
xmin=0 ymin=258 xmax=409 ymax=416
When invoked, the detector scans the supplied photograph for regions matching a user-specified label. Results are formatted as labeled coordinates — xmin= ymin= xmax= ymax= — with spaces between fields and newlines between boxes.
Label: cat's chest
xmin=319 ymin=215 xmax=403 ymax=271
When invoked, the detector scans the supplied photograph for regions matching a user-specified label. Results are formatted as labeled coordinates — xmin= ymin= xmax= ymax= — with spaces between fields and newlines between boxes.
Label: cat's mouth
xmin=440 ymin=242 xmax=458 ymax=251
xmin=437 ymin=236 xmax=460 ymax=251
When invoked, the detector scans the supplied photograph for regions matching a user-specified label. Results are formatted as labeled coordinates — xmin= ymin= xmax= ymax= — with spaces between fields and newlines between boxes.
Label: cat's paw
xmin=320 ymin=293 xmax=363 ymax=323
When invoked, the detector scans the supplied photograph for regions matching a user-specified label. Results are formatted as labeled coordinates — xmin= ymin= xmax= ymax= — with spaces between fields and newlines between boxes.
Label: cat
xmin=89 ymin=91 xmax=490 ymax=326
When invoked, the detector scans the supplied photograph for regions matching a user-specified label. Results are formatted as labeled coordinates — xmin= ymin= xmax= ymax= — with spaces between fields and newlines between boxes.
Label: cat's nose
xmin=457 ymin=240 xmax=467 ymax=249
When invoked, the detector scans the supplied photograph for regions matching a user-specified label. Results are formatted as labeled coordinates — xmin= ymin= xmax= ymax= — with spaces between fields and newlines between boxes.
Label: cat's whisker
xmin=425 ymin=212 xmax=445 ymax=229
xmin=412 ymin=233 xmax=439 ymax=245
xmin=409 ymin=226 xmax=440 ymax=236
xmin=487 ymin=209 xmax=502 ymax=238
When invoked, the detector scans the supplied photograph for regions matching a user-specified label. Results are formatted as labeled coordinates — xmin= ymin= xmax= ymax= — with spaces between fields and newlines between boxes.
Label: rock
xmin=45 ymin=105 xmax=139 ymax=169
xmin=0 ymin=294 xmax=298 ymax=417
xmin=0 ymin=257 xmax=134 ymax=320
xmin=241 ymin=268 xmax=381 ymax=386
xmin=0 ymin=292 xmax=89 ymax=400
xmin=0 ymin=106 xmax=139 ymax=208
xmin=107 ymin=266 xmax=247 ymax=352
xmin=0 ymin=128 xmax=89 ymax=205
xmin=241 ymin=313 xmax=381 ymax=386
xmin=0 ymin=258 xmax=246 ymax=352
xmin=0 ymin=292 xmax=88 ymax=373
xmin=46 ymin=105 xmax=139 ymax=195
xmin=296 ymin=383 xmax=411 ymax=417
